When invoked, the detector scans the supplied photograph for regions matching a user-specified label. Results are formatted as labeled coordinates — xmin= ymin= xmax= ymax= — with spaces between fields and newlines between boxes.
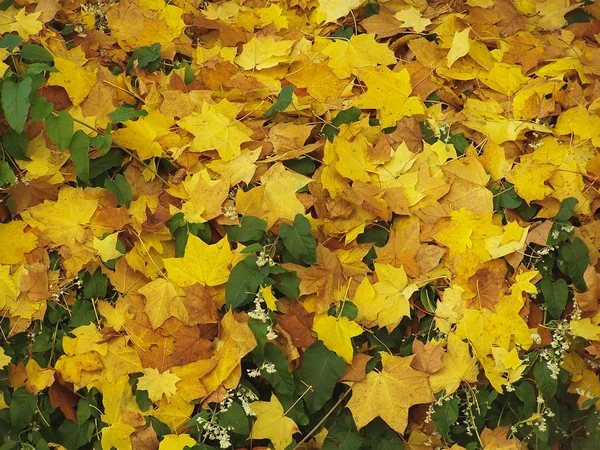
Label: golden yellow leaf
xmin=346 ymin=353 xmax=433 ymax=433
xmin=0 ymin=221 xmax=37 ymax=265
xmin=137 ymin=368 xmax=181 ymax=402
xmin=0 ymin=348 xmax=11 ymax=370
xmin=321 ymin=33 xmax=396 ymax=79
xmin=394 ymin=7 xmax=432 ymax=33
xmin=158 ymin=434 xmax=196 ymax=450
xmin=447 ymin=28 xmax=471 ymax=68
xmin=429 ymin=333 xmax=479 ymax=394
xmin=25 ymin=359 xmax=55 ymax=394
xmin=235 ymin=36 xmax=294 ymax=70
xmin=48 ymin=57 xmax=97 ymax=106
xmin=250 ymin=394 xmax=299 ymax=450
xmin=93 ymin=232 xmax=122 ymax=262
xmin=138 ymin=278 xmax=188 ymax=329
xmin=312 ymin=313 xmax=362 ymax=363
xmin=164 ymin=236 xmax=232 ymax=287
xmin=101 ymin=422 xmax=135 ymax=450
xmin=112 ymin=110 xmax=176 ymax=160
xmin=354 ymin=67 xmax=425 ymax=128
xmin=0 ymin=7 xmax=43 ymax=39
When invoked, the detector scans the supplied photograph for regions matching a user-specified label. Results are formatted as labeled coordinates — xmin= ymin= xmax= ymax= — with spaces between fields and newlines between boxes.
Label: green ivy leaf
xmin=9 ymin=386 xmax=37 ymax=430
xmin=126 ymin=43 xmax=161 ymax=72
xmin=0 ymin=34 xmax=23 ymax=51
xmin=555 ymin=197 xmax=578 ymax=221
xmin=279 ymin=214 xmax=317 ymax=265
xmin=225 ymin=255 xmax=269 ymax=308
xmin=323 ymin=107 xmax=361 ymax=141
xmin=30 ymin=96 xmax=54 ymax=122
xmin=69 ymin=130 xmax=90 ymax=183
xmin=105 ymin=174 xmax=132 ymax=207
xmin=298 ymin=341 xmax=346 ymax=412
xmin=263 ymin=85 xmax=294 ymax=118
xmin=534 ymin=361 xmax=557 ymax=397
xmin=253 ymin=343 xmax=295 ymax=396
xmin=539 ymin=277 xmax=568 ymax=319
xmin=20 ymin=44 xmax=54 ymax=62
xmin=323 ymin=418 xmax=362 ymax=450
xmin=82 ymin=268 xmax=108 ymax=299
xmin=225 ymin=216 xmax=267 ymax=242
xmin=218 ymin=401 xmax=249 ymax=436
xmin=46 ymin=110 xmax=74 ymax=151
xmin=432 ymin=396 xmax=459 ymax=439
xmin=557 ymin=237 xmax=589 ymax=292
xmin=0 ymin=161 xmax=16 ymax=186
xmin=1 ymin=77 xmax=32 ymax=133
xmin=108 ymin=106 xmax=149 ymax=124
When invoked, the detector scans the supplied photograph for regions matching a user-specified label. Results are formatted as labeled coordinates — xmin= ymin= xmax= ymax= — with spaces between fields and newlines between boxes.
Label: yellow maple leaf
xmin=22 ymin=186 xmax=98 ymax=248
xmin=0 ymin=7 xmax=43 ymax=39
xmin=0 ymin=348 xmax=11 ymax=370
xmin=16 ymin=133 xmax=69 ymax=182
xmin=164 ymin=236 xmax=232 ymax=287
xmin=346 ymin=353 xmax=433 ymax=433
xmin=430 ymin=333 xmax=479 ymax=394
xmin=97 ymin=299 xmax=133 ymax=332
xmin=250 ymin=394 xmax=299 ymax=450
xmin=25 ymin=359 xmax=55 ymax=394
xmin=177 ymin=100 xmax=253 ymax=161
xmin=101 ymin=376 xmax=143 ymax=425
xmin=374 ymin=264 xmax=417 ymax=330
xmin=48 ymin=57 xmax=97 ymax=106
xmin=570 ymin=318 xmax=600 ymax=340
xmin=235 ymin=36 xmax=294 ymax=70
xmin=315 ymin=0 xmax=363 ymax=22
xmin=158 ymin=434 xmax=196 ymax=450
xmin=138 ymin=278 xmax=188 ymax=329
xmin=137 ymin=368 xmax=181 ymax=402
xmin=0 ymin=222 xmax=37 ymax=265
xmin=555 ymin=105 xmax=600 ymax=147
xmin=101 ymin=422 xmax=135 ymax=450
xmin=112 ymin=110 xmax=176 ymax=160
xmin=394 ymin=7 xmax=432 ymax=33
xmin=236 ymin=162 xmax=311 ymax=228
xmin=93 ymin=232 xmax=122 ymax=262
xmin=447 ymin=28 xmax=471 ymax=68
xmin=312 ymin=313 xmax=362 ymax=363
xmin=321 ymin=33 xmax=396 ymax=79
xmin=354 ymin=67 xmax=425 ymax=128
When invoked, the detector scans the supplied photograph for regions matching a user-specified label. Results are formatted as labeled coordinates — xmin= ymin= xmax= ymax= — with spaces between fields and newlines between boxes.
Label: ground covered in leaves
xmin=1 ymin=0 xmax=600 ymax=449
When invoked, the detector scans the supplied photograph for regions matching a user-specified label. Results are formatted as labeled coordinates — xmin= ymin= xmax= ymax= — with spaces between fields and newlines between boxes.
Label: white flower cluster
xmin=247 ymin=361 xmax=277 ymax=378
xmin=80 ymin=1 xmax=114 ymax=33
xmin=223 ymin=205 xmax=237 ymax=221
xmin=196 ymin=416 xmax=232 ymax=448
xmin=530 ymin=332 xmax=542 ymax=345
xmin=540 ymin=320 xmax=570 ymax=379
xmin=256 ymin=248 xmax=275 ymax=268
xmin=247 ymin=290 xmax=278 ymax=340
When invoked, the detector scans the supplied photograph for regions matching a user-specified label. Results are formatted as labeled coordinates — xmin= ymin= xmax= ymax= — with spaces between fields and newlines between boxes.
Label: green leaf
xmin=273 ymin=271 xmax=300 ymax=299
xmin=279 ymin=214 xmax=317 ymax=265
xmin=135 ymin=389 xmax=152 ymax=411
xmin=357 ymin=225 xmax=388 ymax=247
xmin=534 ymin=361 xmax=557 ymax=397
xmin=9 ymin=386 xmax=37 ymax=430
xmin=298 ymin=341 xmax=346 ymax=412
xmin=225 ymin=255 xmax=269 ymax=308
xmin=20 ymin=44 xmax=54 ymax=62
xmin=89 ymin=149 xmax=123 ymax=179
xmin=104 ymin=174 xmax=132 ymax=207
xmin=30 ymin=96 xmax=54 ymax=122
xmin=76 ymin=399 xmax=92 ymax=425
xmin=126 ymin=43 xmax=161 ymax=72
xmin=432 ymin=396 xmax=459 ymax=439
xmin=148 ymin=416 xmax=171 ymax=437
xmin=0 ymin=161 xmax=16 ymax=186
xmin=515 ymin=381 xmax=536 ymax=420
xmin=0 ymin=34 xmax=22 ymax=51
xmin=225 ymin=216 xmax=267 ymax=242
xmin=540 ymin=277 xmax=568 ymax=319
xmin=323 ymin=107 xmax=361 ymax=140
xmin=57 ymin=421 xmax=93 ymax=450
xmin=82 ymin=268 xmax=108 ymax=299
xmin=557 ymin=237 xmax=589 ymax=292
xmin=1 ymin=77 xmax=32 ymax=133
xmin=241 ymin=243 xmax=263 ymax=254
xmin=284 ymin=157 xmax=316 ymax=176
xmin=46 ymin=110 xmax=74 ymax=151
xmin=1 ymin=129 xmax=29 ymax=160
xmin=323 ymin=420 xmax=362 ymax=450
xmin=25 ymin=63 xmax=57 ymax=75
xmin=263 ymin=85 xmax=294 ymax=118
xmin=107 ymin=106 xmax=149 ymax=124
xmin=218 ymin=401 xmax=249 ymax=436
xmin=365 ymin=2 xmax=380 ymax=17
xmin=90 ymin=126 xmax=112 ymax=154
xmin=555 ymin=197 xmax=578 ymax=221
xmin=449 ymin=132 xmax=469 ymax=156
xmin=253 ymin=343 xmax=295 ymax=396
xmin=69 ymin=130 xmax=90 ymax=183
xmin=70 ymin=300 xmax=96 ymax=327
xmin=173 ymin=227 xmax=189 ymax=258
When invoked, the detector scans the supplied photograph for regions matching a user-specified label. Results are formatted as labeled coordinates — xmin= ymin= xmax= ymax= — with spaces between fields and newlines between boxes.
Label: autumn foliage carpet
xmin=1 ymin=0 xmax=600 ymax=449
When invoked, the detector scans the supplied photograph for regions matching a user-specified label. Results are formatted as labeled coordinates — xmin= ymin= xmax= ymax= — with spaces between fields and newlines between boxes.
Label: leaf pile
xmin=1 ymin=0 xmax=600 ymax=449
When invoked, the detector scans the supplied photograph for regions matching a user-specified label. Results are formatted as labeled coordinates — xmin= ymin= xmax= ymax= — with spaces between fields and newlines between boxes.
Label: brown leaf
xmin=49 ymin=380 xmax=78 ymax=422
xmin=468 ymin=260 xmax=508 ymax=309
xmin=410 ymin=339 xmax=444 ymax=374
